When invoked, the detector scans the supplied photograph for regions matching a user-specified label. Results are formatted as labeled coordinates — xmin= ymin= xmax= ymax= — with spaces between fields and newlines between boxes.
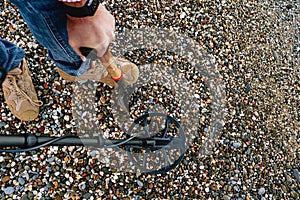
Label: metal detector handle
xmin=0 ymin=134 xmax=100 ymax=147
xmin=0 ymin=134 xmax=176 ymax=149
xmin=79 ymin=47 xmax=129 ymax=111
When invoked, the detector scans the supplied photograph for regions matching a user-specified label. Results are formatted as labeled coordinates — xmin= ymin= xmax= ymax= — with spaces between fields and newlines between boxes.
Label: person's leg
xmin=10 ymin=0 xmax=138 ymax=86
xmin=9 ymin=0 xmax=89 ymax=76
xmin=0 ymin=39 xmax=25 ymax=79
xmin=0 ymin=39 xmax=42 ymax=121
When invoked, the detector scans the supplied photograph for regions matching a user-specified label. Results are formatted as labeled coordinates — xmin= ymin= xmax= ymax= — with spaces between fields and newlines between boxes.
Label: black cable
xmin=103 ymin=136 xmax=135 ymax=148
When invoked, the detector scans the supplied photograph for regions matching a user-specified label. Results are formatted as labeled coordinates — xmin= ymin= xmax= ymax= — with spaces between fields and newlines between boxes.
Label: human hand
xmin=66 ymin=5 xmax=115 ymax=60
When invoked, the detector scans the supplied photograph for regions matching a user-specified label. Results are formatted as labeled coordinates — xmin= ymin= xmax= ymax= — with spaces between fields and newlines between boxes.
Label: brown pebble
xmin=100 ymin=97 xmax=106 ymax=103
xmin=149 ymin=183 xmax=153 ymax=189
xmin=56 ymin=85 xmax=62 ymax=91
xmin=2 ymin=176 xmax=10 ymax=183
xmin=53 ymin=180 xmax=59 ymax=188
xmin=43 ymin=82 xmax=48 ymax=89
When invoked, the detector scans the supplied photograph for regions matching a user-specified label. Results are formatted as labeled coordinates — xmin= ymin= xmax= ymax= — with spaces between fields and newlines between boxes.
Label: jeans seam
xmin=10 ymin=0 xmax=86 ymax=75
xmin=7 ymin=46 xmax=24 ymax=69
xmin=41 ymin=15 xmax=77 ymax=64
xmin=26 ymin=1 xmax=82 ymax=68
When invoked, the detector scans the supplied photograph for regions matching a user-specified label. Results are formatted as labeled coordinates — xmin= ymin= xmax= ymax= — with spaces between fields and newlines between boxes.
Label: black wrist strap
xmin=60 ymin=0 xmax=100 ymax=18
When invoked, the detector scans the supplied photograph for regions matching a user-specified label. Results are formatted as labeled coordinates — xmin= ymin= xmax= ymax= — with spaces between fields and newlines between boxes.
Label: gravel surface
xmin=0 ymin=0 xmax=300 ymax=199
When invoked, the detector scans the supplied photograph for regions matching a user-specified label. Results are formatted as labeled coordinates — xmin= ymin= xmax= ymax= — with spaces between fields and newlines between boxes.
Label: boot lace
xmin=4 ymin=75 xmax=43 ymax=111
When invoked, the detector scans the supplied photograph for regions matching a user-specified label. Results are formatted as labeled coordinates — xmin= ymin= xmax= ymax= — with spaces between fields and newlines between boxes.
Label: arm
xmin=58 ymin=0 xmax=116 ymax=59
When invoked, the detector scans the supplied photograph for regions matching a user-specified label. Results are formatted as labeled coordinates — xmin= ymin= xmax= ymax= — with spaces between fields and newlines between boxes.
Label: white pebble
xmin=64 ymin=115 xmax=70 ymax=121
xmin=137 ymin=180 xmax=143 ymax=187
xmin=258 ymin=187 xmax=265 ymax=195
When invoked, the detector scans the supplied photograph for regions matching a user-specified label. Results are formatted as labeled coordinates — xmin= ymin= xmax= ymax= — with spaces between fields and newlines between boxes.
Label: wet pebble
xmin=233 ymin=142 xmax=241 ymax=148
xmin=137 ymin=180 xmax=143 ymax=187
xmin=18 ymin=177 xmax=25 ymax=185
xmin=258 ymin=187 xmax=266 ymax=195
xmin=4 ymin=187 xmax=15 ymax=195
xmin=293 ymin=169 xmax=300 ymax=183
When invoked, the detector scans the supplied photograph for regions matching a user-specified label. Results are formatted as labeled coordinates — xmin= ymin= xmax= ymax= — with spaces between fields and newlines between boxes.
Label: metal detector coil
xmin=125 ymin=113 xmax=186 ymax=174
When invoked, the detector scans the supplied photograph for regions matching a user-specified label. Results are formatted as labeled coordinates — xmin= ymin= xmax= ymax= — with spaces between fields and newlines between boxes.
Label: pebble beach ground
xmin=0 ymin=0 xmax=300 ymax=199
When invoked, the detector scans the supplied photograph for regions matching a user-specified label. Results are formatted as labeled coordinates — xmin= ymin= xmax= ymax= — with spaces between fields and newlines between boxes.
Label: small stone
xmin=205 ymin=187 xmax=209 ymax=192
xmin=245 ymin=85 xmax=251 ymax=92
xmin=4 ymin=187 xmax=15 ymax=195
xmin=80 ymin=183 xmax=86 ymax=191
xmin=2 ymin=176 xmax=10 ymax=183
xmin=149 ymin=183 xmax=153 ymax=189
xmin=282 ymin=185 xmax=287 ymax=193
xmin=286 ymin=4 xmax=293 ymax=9
xmin=285 ymin=174 xmax=293 ymax=183
xmin=21 ymin=194 xmax=29 ymax=200
xmin=137 ymin=180 xmax=143 ymax=187
xmin=233 ymin=142 xmax=241 ymax=148
xmin=83 ymin=193 xmax=92 ymax=199
xmin=88 ymin=181 xmax=94 ymax=188
xmin=18 ymin=177 xmax=25 ymax=185
xmin=231 ymin=180 xmax=237 ymax=185
xmin=64 ymin=115 xmax=70 ymax=121
xmin=258 ymin=187 xmax=265 ymax=195
xmin=291 ymin=191 xmax=299 ymax=199
xmin=47 ymin=157 xmax=55 ymax=163
xmin=180 ymin=12 xmax=186 ymax=19
xmin=293 ymin=169 xmax=300 ymax=183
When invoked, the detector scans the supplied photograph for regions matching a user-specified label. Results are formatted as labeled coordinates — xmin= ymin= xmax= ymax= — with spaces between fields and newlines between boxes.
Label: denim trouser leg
xmin=0 ymin=39 xmax=25 ymax=73
xmin=9 ymin=0 xmax=89 ymax=76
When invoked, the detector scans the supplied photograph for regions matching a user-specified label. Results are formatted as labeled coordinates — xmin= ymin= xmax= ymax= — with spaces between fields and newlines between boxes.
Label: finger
xmin=95 ymin=40 xmax=111 ymax=58
xmin=73 ymin=45 xmax=87 ymax=61
xmin=68 ymin=37 xmax=87 ymax=61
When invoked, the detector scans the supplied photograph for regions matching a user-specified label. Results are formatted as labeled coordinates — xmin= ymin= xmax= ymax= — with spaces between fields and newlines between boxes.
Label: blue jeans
xmin=0 ymin=0 xmax=89 ymax=79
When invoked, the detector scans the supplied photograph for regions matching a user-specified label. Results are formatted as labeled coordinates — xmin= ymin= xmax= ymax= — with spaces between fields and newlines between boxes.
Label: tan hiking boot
xmin=2 ymin=59 xmax=43 ymax=121
xmin=56 ymin=57 xmax=139 ymax=87
xmin=56 ymin=59 xmax=109 ymax=83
